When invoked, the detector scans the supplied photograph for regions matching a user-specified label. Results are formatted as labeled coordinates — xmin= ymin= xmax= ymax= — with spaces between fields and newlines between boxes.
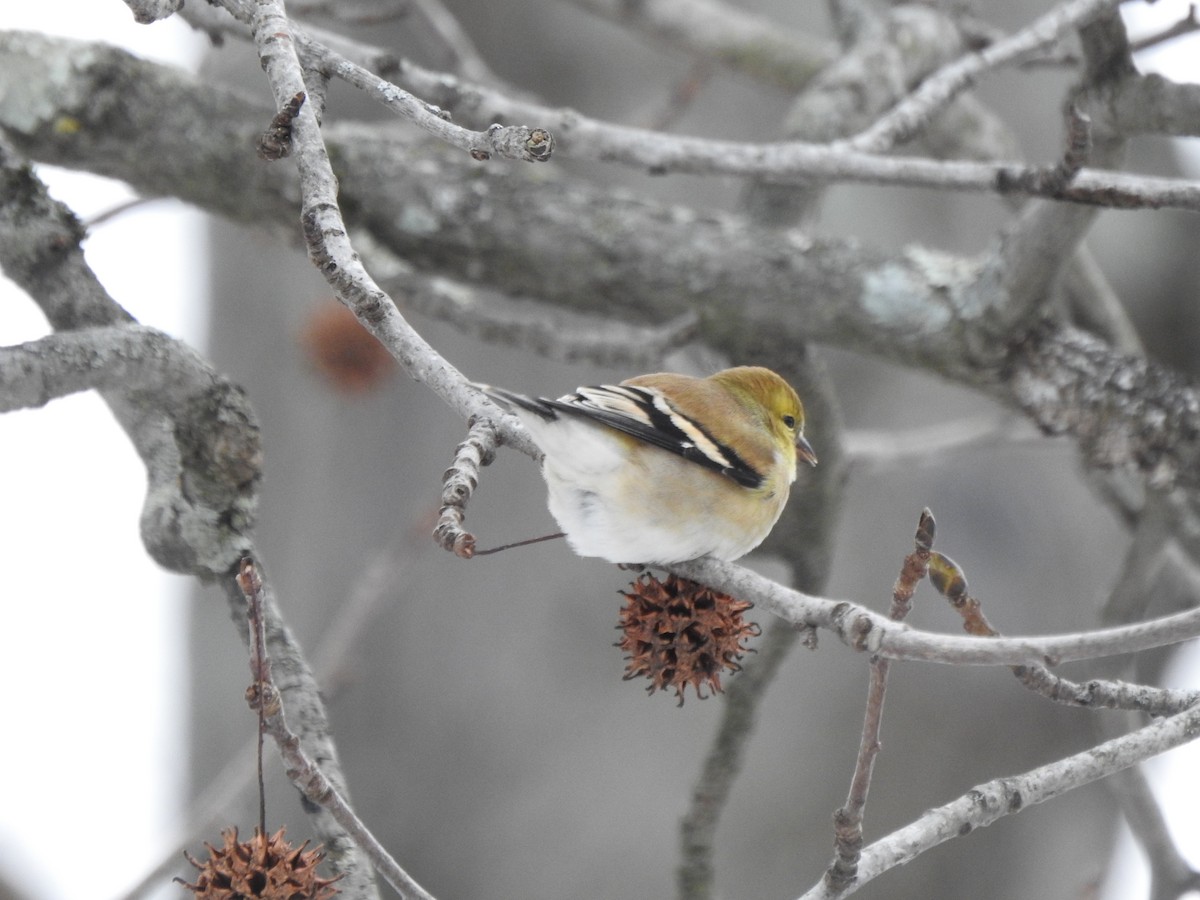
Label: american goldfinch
xmin=484 ymin=366 xmax=817 ymax=565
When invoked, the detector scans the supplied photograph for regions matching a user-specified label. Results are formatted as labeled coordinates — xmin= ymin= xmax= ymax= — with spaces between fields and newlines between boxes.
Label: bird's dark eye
xmin=782 ymin=414 xmax=797 ymax=430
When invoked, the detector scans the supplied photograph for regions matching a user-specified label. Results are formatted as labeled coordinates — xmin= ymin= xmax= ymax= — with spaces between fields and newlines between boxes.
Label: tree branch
xmin=237 ymin=3 xmax=519 ymax=443
xmin=5 ymin=39 xmax=1198 ymax=532
xmin=845 ymin=0 xmax=1121 ymax=153
xmin=561 ymin=0 xmax=835 ymax=91
xmin=236 ymin=559 xmax=431 ymax=900
xmin=999 ymin=3 xmax=1141 ymax=301
xmin=796 ymin=700 xmax=1200 ymax=899
xmin=669 ymin=556 xmax=1200 ymax=668
xmin=19 ymin=23 xmax=1195 ymax=210
xmin=0 ymin=140 xmax=260 ymax=574
xmin=0 ymin=137 xmax=378 ymax=897
xmin=826 ymin=510 xmax=933 ymax=892
xmin=0 ymin=325 xmax=227 ymax=413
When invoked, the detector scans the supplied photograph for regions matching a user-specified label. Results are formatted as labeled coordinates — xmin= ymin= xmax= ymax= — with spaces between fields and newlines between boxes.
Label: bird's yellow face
xmin=712 ymin=367 xmax=818 ymax=469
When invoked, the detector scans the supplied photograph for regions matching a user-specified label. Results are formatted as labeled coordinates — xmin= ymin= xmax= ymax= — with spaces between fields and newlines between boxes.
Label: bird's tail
xmin=474 ymin=383 xmax=560 ymax=421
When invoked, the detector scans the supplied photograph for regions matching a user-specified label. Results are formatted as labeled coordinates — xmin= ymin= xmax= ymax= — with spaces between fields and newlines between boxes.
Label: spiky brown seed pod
xmin=177 ymin=826 xmax=339 ymax=900
xmin=616 ymin=573 xmax=761 ymax=705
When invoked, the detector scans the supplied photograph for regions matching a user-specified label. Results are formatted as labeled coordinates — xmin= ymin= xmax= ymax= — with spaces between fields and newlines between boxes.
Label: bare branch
xmin=235 ymin=559 xmax=430 ymax=900
xmin=1013 ymin=664 xmax=1197 ymax=715
xmin=0 ymin=325 xmax=259 ymax=575
xmin=405 ymin=0 xmax=496 ymax=83
xmin=669 ymin=556 xmax=1200 ymax=668
xmin=0 ymin=325 xmax=214 ymax=412
xmin=8 ymin=29 xmax=1200 ymax=212
xmin=742 ymin=3 xmax=970 ymax=226
xmin=826 ymin=510 xmax=934 ymax=892
xmin=123 ymin=537 xmax=426 ymax=900
xmin=561 ymin=0 xmax=835 ymax=91
xmin=433 ymin=416 xmax=503 ymax=559
xmin=786 ymin=5 xmax=969 ymax=146
xmin=1007 ymin=323 xmax=1200 ymax=532
xmin=237 ymin=3 xmax=523 ymax=445
xmin=214 ymin=0 xmax=550 ymax=160
xmin=0 ymin=144 xmax=260 ymax=574
xmin=796 ymin=700 xmax=1200 ymax=900
xmin=845 ymin=0 xmax=1121 ymax=153
xmin=318 ymin=51 xmax=553 ymax=163
xmin=1129 ymin=4 xmax=1200 ymax=53
xmin=0 ymin=138 xmax=375 ymax=896
xmin=6 ymin=44 xmax=1200 ymax=529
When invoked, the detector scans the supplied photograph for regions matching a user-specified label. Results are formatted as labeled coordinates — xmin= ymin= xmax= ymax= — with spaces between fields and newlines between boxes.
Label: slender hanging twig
xmin=239 ymin=557 xmax=271 ymax=838
xmin=826 ymin=509 xmax=933 ymax=891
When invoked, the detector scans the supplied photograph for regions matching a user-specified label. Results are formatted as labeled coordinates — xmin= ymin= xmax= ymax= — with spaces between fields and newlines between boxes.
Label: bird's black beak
xmin=795 ymin=434 xmax=818 ymax=467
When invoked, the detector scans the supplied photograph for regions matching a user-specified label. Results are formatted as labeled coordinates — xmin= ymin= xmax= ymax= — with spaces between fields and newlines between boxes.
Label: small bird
xmin=483 ymin=366 xmax=817 ymax=565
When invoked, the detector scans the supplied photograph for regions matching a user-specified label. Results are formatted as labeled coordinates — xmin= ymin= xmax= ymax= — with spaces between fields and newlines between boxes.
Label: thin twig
xmin=923 ymin=521 xmax=1195 ymax=716
xmin=122 ymin=536 xmax=425 ymax=900
xmin=235 ymin=559 xmax=437 ymax=900
xmin=826 ymin=510 xmax=933 ymax=891
xmin=797 ymin=700 xmax=1200 ymax=900
xmin=242 ymin=566 xmax=266 ymax=844
xmin=846 ymin=0 xmax=1119 ymax=153
xmin=1011 ymin=664 xmax=1197 ymax=715
xmin=473 ymin=532 xmax=566 ymax=555
xmin=81 ymin=197 xmax=160 ymax=229
xmin=561 ymin=0 xmax=835 ymax=90
xmin=219 ymin=552 xmax=376 ymax=898
xmin=225 ymin=0 xmax=551 ymax=162
xmin=244 ymin=558 xmax=270 ymax=839
xmin=667 ymin=556 xmax=1200 ymax=668
xmin=318 ymin=50 xmax=553 ymax=163
xmin=405 ymin=0 xmax=496 ymax=83
xmin=433 ymin=415 xmax=503 ymax=558
xmin=241 ymin=0 xmax=540 ymax=443
xmin=1129 ymin=4 xmax=1200 ymax=53
xmin=224 ymin=0 xmax=549 ymax=162
xmin=192 ymin=3 xmax=1200 ymax=211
